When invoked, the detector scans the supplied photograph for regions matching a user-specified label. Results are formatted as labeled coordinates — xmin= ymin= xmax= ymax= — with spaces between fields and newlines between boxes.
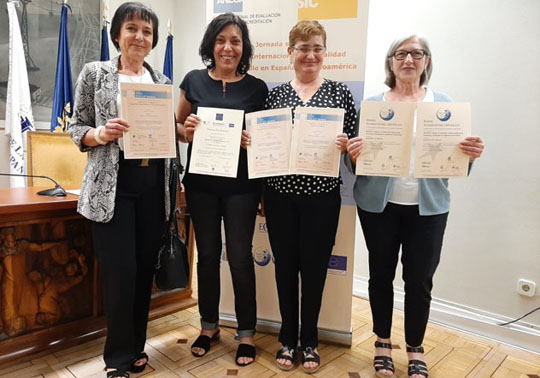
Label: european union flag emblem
xmin=50 ymin=3 xmax=74 ymax=132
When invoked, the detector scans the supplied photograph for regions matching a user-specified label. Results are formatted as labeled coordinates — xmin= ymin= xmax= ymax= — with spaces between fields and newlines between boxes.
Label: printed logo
xmin=257 ymin=222 xmax=268 ymax=233
xmin=253 ymin=247 xmax=272 ymax=266
xmin=379 ymin=107 xmax=395 ymax=121
xmin=436 ymin=108 xmax=452 ymax=122
xmin=327 ymin=255 xmax=347 ymax=275
xmin=216 ymin=113 xmax=224 ymax=121
xmin=298 ymin=0 xmax=357 ymax=20
xmin=214 ymin=0 xmax=243 ymax=13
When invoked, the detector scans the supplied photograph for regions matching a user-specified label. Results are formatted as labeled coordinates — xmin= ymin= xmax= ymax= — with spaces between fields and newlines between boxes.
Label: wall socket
xmin=517 ymin=279 xmax=536 ymax=297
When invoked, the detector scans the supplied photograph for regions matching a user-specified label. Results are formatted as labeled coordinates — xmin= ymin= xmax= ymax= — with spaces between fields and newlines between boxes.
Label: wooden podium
xmin=0 ymin=187 xmax=196 ymax=365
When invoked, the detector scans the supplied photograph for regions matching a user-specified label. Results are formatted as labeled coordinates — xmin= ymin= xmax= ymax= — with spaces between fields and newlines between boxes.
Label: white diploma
xmin=290 ymin=107 xmax=344 ymax=178
xmin=414 ymin=102 xmax=471 ymax=178
xmin=120 ymin=82 xmax=176 ymax=159
xmin=188 ymin=107 xmax=244 ymax=178
xmin=355 ymin=101 xmax=415 ymax=177
xmin=246 ymin=108 xmax=292 ymax=179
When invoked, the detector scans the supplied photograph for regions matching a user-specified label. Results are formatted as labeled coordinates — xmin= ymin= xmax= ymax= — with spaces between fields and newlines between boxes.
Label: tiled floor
xmin=0 ymin=296 xmax=538 ymax=377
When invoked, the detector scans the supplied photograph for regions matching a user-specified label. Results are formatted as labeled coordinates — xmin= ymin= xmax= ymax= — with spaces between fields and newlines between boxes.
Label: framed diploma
xmin=414 ymin=102 xmax=471 ymax=178
xmin=120 ymin=82 xmax=176 ymax=159
xmin=290 ymin=107 xmax=344 ymax=178
xmin=189 ymin=107 xmax=244 ymax=178
xmin=246 ymin=108 xmax=292 ymax=179
xmin=355 ymin=101 xmax=416 ymax=177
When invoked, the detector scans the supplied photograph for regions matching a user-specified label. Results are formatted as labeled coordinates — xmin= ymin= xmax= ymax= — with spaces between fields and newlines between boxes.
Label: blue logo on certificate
xmin=379 ymin=107 xmax=395 ymax=121
xmin=228 ymin=123 xmax=235 ymax=128
xmin=436 ymin=108 xmax=452 ymax=122
xmin=216 ymin=113 xmax=224 ymax=121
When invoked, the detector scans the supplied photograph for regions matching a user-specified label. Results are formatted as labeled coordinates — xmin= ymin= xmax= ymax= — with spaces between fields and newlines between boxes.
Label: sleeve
xmin=68 ymin=63 xmax=96 ymax=153
xmin=264 ymin=87 xmax=276 ymax=110
xmin=340 ymin=83 xmax=357 ymax=138
xmin=179 ymin=70 xmax=193 ymax=103
xmin=256 ymin=80 xmax=269 ymax=111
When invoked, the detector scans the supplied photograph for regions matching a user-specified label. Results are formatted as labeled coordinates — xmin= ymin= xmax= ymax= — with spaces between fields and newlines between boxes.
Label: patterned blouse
xmin=264 ymin=79 xmax=356 ymax=195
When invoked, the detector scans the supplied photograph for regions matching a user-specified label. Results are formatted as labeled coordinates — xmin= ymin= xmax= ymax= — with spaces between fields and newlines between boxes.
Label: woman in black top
xmin=176 ymin=13 xmax=267 ymax=366
xmin=245 ymin=20 xmax=356 ymax=373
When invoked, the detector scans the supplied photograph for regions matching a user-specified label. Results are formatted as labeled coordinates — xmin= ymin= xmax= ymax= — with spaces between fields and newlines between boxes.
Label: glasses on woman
xmin=293 ymin=45 xmax=326 ymax=55
xmin=391 ymin=49 xmax=427 ymax=60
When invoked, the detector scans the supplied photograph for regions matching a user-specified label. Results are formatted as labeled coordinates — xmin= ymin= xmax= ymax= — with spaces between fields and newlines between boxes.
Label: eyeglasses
xmin=391 ymin=49 xmax=427 ymax=60
xmin=293 ymin=45 xmax=326 ymax=55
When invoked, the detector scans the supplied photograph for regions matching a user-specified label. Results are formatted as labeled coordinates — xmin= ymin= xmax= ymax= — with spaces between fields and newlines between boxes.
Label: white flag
xmin=5 ymin=1 xmax=35 ymax=188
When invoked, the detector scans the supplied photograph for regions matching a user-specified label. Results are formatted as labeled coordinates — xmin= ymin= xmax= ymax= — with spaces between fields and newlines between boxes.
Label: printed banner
xmin=210 ymin=0 xmax=370 ymax=343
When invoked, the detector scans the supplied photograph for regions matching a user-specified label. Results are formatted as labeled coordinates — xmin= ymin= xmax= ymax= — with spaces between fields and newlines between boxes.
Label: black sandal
xmin=191 ymin=329 xmax=220 ymax=357
xmin=235 ymin=343 xmax=256 ymax=366
xmin=301 ymin=346 xmax=320 ymax=374
xmin=374 ymin=341 xmax=395 ymax=377
xmin=407 ymin=345 xmax=429 ymax=377
xmin=275 ymin=346 xmax=295 ymax=371
xmin=106 ymin=370 xmax=129 ymax=378
xmin=129 ymin=351 xmax=148 ymax=373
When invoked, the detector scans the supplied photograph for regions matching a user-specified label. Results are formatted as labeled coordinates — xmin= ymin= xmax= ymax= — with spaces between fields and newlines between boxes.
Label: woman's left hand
xmin=336 ymin=133 xmax=348 ymax=152
xmin=241 ymin=130 xmax=251 ymax=149
xmin=460 ymin=136 xmax=485 ymax=162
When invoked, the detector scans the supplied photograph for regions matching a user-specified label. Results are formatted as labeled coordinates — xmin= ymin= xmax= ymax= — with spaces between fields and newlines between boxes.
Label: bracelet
xmin=94 ymin=126 xmax=107 ymax=145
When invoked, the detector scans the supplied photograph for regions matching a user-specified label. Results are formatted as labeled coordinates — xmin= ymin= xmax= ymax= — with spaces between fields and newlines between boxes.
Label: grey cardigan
xmin=69 ymin=56 xmax=172 ymax=223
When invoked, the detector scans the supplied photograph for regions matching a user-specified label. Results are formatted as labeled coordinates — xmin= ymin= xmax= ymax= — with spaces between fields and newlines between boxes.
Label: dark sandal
xmin=106 ymin=370 xmax=129 ymax=378
xmin=374 ymin=341 xmax=395 ymax=377
xmin=275 ymin=346 xmax=295 ymax=371
xmin=129 ymin=351 xmax=148 ymax=373
xmin=191 ymin=329 xmax=220 ymax=357
xmin=407 ymin=346 xmax=429 ymax=377
xmin=235 ymin=343 xmax=256 ymax=366
xmin=301 ymin=346 xmax=321 ymax=374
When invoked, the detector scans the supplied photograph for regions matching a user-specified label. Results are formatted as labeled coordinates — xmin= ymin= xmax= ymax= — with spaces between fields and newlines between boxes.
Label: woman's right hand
xmin=101 ymin=118 xmax=130 ymax=142
xmin=184 ymin=114 xmax=201 ymax=143
xmin=346 ymin=136 xmax=364 ymax=164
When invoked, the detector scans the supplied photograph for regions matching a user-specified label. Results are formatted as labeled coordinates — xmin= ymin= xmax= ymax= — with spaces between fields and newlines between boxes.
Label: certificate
xmin=120 ymin=82 xmax=176 ymax=159
xmin=290 ymin=107 xmax=344 ymax=178
xmin=188 ymin=107 xmax=244 ymax=178
xmin=355 ymin=101 xmax=415 ymax=177
xmin=414 ymin=102 xmax=471 ymax=178
xmin=246 ymin=108 xmax=292 ymax=179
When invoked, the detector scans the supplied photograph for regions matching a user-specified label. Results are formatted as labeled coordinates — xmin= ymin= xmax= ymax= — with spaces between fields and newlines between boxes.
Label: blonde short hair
xmin=288 ymin=20 xmax=326 ymax=47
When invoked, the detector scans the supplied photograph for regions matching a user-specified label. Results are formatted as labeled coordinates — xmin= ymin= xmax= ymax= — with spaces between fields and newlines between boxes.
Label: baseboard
xmin=353 ymin=275 xmax=540 ymax=354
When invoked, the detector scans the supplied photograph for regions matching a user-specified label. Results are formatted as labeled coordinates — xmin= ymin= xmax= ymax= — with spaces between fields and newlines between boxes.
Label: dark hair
xmin=199 ymin=13 xmax=253 ymax=74
xmin=110 ymin=2 xmax=159 ymax=51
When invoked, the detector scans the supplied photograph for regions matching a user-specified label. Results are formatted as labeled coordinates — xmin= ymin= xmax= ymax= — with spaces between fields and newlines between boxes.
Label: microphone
xmin=0 ymin=173 xmax=67 ymax=196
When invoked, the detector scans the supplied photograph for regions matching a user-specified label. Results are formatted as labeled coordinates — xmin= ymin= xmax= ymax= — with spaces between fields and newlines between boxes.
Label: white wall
xmin=354 ymin=0 xmax=540 ymax=350
xmin=2 ymin=0 xmax=539 ymax=351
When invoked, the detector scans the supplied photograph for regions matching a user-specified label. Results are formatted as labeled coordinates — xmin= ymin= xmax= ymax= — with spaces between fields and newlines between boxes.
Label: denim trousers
xmin=186 ymin=190 xmax=259 ymax=337
xmin=358 ymin=203 xmax=448 ymax=347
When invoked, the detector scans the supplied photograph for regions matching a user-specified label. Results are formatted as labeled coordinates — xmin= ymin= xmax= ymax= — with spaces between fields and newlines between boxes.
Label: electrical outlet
xmin=517 ymin=279 xmax=536 ymax=297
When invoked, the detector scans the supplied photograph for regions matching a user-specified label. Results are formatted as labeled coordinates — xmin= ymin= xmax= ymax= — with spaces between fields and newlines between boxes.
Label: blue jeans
xmin=186 ymin=190 xmax=259 ymax=338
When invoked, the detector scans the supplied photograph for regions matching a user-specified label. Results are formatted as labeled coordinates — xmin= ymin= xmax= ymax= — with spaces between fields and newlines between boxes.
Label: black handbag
xmin=155 ymin=138 xmax=190 ymax=291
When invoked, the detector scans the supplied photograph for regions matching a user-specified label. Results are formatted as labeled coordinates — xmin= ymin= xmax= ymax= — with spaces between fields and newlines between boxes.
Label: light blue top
xmin=347 ymin=90 xmax=469 ymax=216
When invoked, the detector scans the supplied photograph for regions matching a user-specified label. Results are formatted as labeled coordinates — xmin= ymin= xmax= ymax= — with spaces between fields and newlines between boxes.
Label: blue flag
xmin=163 ymin=34 xmax=173 ymax=82
xmin=50 ymin=3 xmax=74 ymax=132
xmin=100 ymin=24 xmax=110 ymax=61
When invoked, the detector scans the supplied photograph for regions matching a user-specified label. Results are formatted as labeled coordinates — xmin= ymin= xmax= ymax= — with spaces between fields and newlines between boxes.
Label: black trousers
xmin=186 ymin=190 xmax=259 ymax=337
xmin=264 ymin=186 xmax=341 ymax=349
xmin=92 ymin=161 xmax=164 ymax=371
xmin=358 ymin=203 xmax=448 ymax=347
